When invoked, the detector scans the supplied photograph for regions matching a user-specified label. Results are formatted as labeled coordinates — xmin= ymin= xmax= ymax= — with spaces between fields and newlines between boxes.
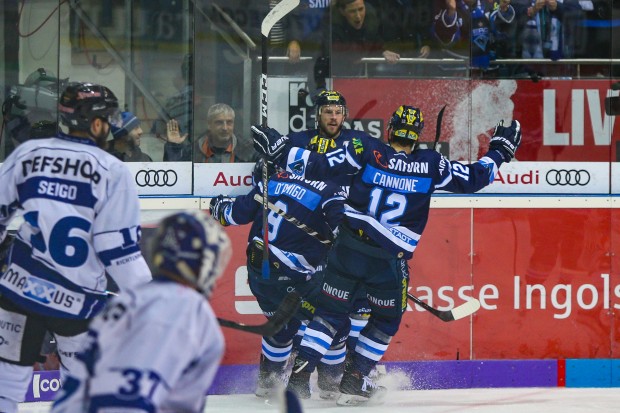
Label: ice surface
xmin=19 ymin=387 xmax=620 ymax=413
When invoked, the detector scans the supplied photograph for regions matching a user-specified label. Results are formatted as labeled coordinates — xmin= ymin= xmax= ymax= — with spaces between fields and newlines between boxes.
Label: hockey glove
xmin=251 ymin=125 xmax=289 ymax=162
xmin=209 ymin=195 xmax=234 ymax=226
xmin=489 ymin=119 xmax=522 ymax=162
xmin=0 ymin=233 xmax=14 ymax=267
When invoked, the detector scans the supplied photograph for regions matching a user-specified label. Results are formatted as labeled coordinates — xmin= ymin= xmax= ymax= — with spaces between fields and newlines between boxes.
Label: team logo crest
xmin=288 ymin=159 xmax=305 ymax=175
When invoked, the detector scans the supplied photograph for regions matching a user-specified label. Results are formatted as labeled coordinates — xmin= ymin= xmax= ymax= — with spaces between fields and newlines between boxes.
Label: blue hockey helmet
xmin=151 ymin=211 xmax=231 ymax=298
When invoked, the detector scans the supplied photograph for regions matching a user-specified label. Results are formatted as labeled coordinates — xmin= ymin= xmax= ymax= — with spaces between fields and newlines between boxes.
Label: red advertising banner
xmin=333 ymin=79 xmax=620 ymax=162
xmin=199 ymin=208 xmax=620 ymax=365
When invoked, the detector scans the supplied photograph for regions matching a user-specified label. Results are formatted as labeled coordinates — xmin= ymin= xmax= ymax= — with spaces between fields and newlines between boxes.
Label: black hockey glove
xmin=209 ymin=195 xmax=234 ymax=226
xmin=489 ymin=119 xmax=522 ymax=163
xmin=251 ymin=125 xmax=289 ymax=162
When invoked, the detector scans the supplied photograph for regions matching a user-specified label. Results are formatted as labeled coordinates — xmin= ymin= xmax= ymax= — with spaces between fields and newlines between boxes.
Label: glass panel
xmin=1 ymin=0 xmax=61 ymax=161
xmin=203 ymin=1 xmax=267 ymax=164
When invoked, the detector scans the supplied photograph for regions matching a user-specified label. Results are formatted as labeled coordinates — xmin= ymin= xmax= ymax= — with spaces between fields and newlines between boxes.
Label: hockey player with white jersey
xmin=0 ymin=82 xmax=152 ymax=413
xmin=51 ymin=211 xmax=231 ymax=413
xmin=252 ymin=105 xmax=522 ymax=405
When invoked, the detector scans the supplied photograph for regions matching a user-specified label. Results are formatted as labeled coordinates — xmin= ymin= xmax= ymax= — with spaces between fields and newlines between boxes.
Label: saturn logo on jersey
xmin=373 ymin=150 xmax=388 ymax=168
xmin=135 ymin=170 xmax=178 ymax=187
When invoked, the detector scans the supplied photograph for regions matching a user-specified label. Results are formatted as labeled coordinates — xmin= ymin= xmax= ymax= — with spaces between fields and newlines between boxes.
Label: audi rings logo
xmin=135 ymin=170 xmax=178 ymax=187
xmin=545 ymin=169 xmax=590 ymax=186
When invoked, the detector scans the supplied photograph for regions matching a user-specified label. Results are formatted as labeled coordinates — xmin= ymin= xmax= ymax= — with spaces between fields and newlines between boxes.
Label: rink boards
xmin=24 ymin=358 xmax=620 ymax=402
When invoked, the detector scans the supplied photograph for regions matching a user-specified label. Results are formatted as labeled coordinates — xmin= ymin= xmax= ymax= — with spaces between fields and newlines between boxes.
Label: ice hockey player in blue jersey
xmin=51 ymin=211 xmax=231 ymax=413
xmin=251 ymin=105 xmax=522 ymax=405
xmin=288 ymin=90 xmax=366 ymax=187
xmin=0 ymin=82 xmax=152 ymax=413
xmin=286 ymin=89 xmax=376 ymax=398
xmin=210 ymin=159 xmax=347 ymax=399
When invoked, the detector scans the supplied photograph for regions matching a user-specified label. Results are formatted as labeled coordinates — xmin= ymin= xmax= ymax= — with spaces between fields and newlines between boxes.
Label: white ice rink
xmin=19 ymin=387 xmax=620 ymax=413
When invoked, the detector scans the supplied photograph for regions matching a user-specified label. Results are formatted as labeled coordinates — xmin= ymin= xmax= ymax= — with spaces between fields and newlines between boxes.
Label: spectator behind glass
xmin=277 ymin=0 xmax=332 ymax=86
xmin=513 ymin=0 xmax=590 ymax=60
xmin=314 ymin=0 xmax=400 ymax=89
xmin=108 ymin=111 xmax=153 ymax=162
xmin=431 ymin=0 xmax=495 ymax=73
xmin=368 ymin=0 xmax=433 ymax=77
xmin=512 ymin=0 xmax=585 ymax=77
xmin=164 ymin=103 xmax=258 ymax=163
xmin=287 ymin=0 xmax=332 ymax=64
xmin=488 ymin=0 xmax=520 ymax=76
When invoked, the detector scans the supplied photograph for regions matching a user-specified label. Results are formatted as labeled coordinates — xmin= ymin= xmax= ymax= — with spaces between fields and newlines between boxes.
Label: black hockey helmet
xmin=58 ymin=82 xmax=121 ymax=131
xmin=315 ymin=90 xmax=348 ymax=119
xmin=387 ymin=105 xmax=424 ymax=148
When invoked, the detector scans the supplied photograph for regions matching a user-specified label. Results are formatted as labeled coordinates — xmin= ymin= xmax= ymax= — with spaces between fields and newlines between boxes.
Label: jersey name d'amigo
xmin=221 ymin=170 xmax=346 ymax=279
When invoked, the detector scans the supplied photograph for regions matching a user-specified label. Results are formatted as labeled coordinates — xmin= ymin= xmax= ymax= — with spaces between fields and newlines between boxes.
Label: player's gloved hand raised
xmin=251 ymin=125 xmax=289 ymax=162
xmin=489 ymin=120 xmax=522 ymax=163
xmin=209 ymin=195 xmax=234 ymax=226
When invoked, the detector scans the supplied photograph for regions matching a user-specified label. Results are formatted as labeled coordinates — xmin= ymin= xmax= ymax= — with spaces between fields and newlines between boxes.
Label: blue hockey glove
xmin=251 ymin=125 xmax=289 ymax=162
xmin=209 ymin=195 xmax=234 ymax=226
xmin=489 ymin=119 xmax=521 ymax=162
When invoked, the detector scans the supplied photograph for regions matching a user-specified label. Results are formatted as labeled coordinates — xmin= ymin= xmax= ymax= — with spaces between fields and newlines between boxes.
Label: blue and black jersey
xmin=279 ymin=134 xmax=505 ymax=260
xmin=222 ymin=171 xmax=346 ymax=279
xmin=287 ymin=128 xmax=375 ymax=187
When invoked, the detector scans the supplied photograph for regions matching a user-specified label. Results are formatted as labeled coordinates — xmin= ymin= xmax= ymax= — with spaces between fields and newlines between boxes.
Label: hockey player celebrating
xmin=289 ymin=90 xmax=352 ymax=156
xmin=51 ymin=211 xmax=231 ymax=412
xmin=287 ymin=89 xmax=376 ymax=396
xmin=0 ymin=82 xmax=152 ymax=413
xmin=251 ymin=105 xmax=521 ymax=405
xmin=210 ymin=159 xmax=347 ymax=399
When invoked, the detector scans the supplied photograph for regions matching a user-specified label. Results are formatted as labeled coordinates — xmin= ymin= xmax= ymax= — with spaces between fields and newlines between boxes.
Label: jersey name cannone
xmin=362 ymin=165 xmax=432 ymax=194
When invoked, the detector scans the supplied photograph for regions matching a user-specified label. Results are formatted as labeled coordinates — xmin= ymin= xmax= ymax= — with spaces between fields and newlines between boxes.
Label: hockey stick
xmin=407 ymin=292 xmax=481 ymax=322
xmin=433 ymin=105 xmax=447 ymax=151
xmin=253 ymin=194 xmax=332 ymax=245
xmin=218 ymin=291 xmax=302 ymax=336
xmin=251 ymin=191 xmax=480 ymax=322
xmin=250 ymin=193 xmax=479 ymax=321
xmin=259 ymin=0 xmax=301 ymax=279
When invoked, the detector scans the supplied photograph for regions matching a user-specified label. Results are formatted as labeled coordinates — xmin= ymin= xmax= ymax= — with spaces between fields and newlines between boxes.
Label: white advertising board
xmin=125 ymin=162 xmax=193 ymax=195
xmin=193 ymin=162 xmax=254 ymax=197
xmin=478 ymin=161 xmax=609 ymax=194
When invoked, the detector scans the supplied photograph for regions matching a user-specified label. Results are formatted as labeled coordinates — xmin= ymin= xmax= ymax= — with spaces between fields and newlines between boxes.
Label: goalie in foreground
xmin=52 ymin=211 xmax=232 ymax=413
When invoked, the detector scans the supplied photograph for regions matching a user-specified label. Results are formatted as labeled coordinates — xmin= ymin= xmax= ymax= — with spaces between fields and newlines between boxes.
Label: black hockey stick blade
xmin=282 ymin=389 xmax=304 ymax=413
xmin=407 ymin=292 xmax=480 ymax=322
xmin=218 ymin=291 xmax=302 ymax=336
xmin=253 ymin=194 xmax=332 ymax=245
xmin=433 ymin=105 xmax=447 ymax=151
xmin=261 ymin=0 xmax=300 ymax=37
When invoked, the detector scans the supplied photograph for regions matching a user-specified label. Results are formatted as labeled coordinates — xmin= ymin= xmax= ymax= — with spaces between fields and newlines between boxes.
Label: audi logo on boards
xmin=545 ymin=169 xmax=590 ymax=186
xmin=135 ymin=170 xmax=178 ymax=187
